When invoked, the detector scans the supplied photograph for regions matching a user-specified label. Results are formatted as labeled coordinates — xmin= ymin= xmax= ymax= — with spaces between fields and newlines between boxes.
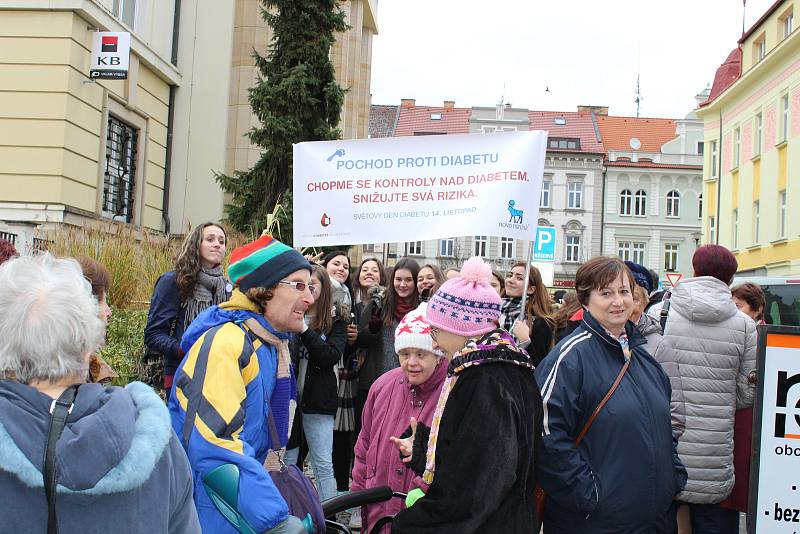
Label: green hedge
xmin=99 ymin=308 xmax=149 ymax=386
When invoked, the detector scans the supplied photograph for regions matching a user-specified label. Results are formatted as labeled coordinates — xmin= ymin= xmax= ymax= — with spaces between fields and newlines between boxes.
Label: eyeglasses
xmin=278 ymin=280 xmax=316 ymax=293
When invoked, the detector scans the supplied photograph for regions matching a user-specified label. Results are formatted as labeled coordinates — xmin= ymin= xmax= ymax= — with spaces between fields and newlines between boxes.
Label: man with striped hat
xmin=169 ymin=234 xmax=312 ymax=533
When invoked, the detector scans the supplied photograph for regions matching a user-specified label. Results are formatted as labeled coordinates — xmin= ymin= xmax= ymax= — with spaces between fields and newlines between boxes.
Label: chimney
xmin=443 ymin=100 xmax=455 ymax=110
xmin=401 ymin=98 xmax=416 ymax=108
xmin=577 ymin=105 xmax=609 ymax=116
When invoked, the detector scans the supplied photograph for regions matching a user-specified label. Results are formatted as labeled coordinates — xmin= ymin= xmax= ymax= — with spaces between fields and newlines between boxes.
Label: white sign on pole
xmin=531 ymin=261 xmax=555 ymax=286
xmin=292 ymin=131 xmax=547 ymax=247
xmin=751 ymin=327 xmax=800 ymax=533
xmin=90 ymin=32 xmax=131 ymax=79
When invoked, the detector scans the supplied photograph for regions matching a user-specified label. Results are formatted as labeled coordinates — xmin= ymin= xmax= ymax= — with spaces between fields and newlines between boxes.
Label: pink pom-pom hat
xmin=425 ymin=257 xmax=502 ymax=337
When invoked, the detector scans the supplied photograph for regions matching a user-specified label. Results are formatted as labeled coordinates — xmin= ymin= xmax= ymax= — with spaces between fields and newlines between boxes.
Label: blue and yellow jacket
xmin=169 ymin=289 xmax=295 ymax=533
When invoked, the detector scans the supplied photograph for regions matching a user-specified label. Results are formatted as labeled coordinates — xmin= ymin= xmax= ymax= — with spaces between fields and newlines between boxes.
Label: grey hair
xmin=0 ymin=253 xmax=105 ymax=384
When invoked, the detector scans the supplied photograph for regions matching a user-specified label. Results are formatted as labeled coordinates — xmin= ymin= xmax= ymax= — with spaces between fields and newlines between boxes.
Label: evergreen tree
xmin=216 ymin=0 xmax=347 ymax=243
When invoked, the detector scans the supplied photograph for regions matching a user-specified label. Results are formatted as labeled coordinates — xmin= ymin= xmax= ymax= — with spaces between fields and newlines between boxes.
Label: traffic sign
xmin=666 ymin=272 xmax=683 ymax=287
xmin=533 ymin=226 xmax=556 ymax=261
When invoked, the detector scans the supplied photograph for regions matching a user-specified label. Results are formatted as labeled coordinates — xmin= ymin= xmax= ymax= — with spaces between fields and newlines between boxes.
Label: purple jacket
xmin=352 ymin=359 xmax=448 ymax=532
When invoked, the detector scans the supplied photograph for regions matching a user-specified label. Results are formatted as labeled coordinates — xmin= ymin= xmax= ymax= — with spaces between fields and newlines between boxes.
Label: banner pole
xmin=518 ymin=238 xmax=535 ymax=325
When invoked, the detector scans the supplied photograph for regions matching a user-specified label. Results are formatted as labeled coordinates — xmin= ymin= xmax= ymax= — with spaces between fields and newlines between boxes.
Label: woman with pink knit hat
xmin=390 ymin=257 xmax=543 ymax=534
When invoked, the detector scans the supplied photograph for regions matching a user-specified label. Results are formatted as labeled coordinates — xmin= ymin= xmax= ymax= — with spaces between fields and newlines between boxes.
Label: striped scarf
xmin=500 ymin=297 xmax=522 ymax=331
xmin=422 ymin=329 xmax=532 ymax=485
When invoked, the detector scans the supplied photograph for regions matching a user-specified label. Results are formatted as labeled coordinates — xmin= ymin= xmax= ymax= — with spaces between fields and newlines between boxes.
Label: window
xmin=634 ymin=190 xmax=647 ymax=216
xmin=697 ymin=141 xmax=704 ymax=155
xmin=618 ymin=241 xmax=631 ymax=260
xmin=113 ymin=0 xmax=136 ymax=28
xmin=565 ymin=235 xmax=581 ymax=263
xmin=756 ymin=37 xmax=766 ymax=61
xmin=439 ymin=238 xmax=455 ymax=257
xmin=734 ymin=127 xmax=741 ymax=167
xmin=0 ymin=231 xmax=17 ymax=245
xmin=698 ymin=193 xmax=703 ymax=219
xmin=732 ymin=209 xmax=739 ymax=249
xmin=540 ymin=180 xmax=551 ymax=208
xmin=664 ymin=243 xmax=679 ymax=272
xmin=103 ymin=115 xmax=138 ymax=223
xmin=632 ymin=242 xmax=646 ymax=264
xmin=407 ymin=241 xmax=422 ymax=255
xmin=780 ymin=190 xmax=787 ymax=238
xmin=753 ymin=200 xmax=760 ymax=244
xmin=430 ymin=113 xmax=442 ymax=120
xmin=619 ymin=189 xmax=633 ymax=215
xmin=548 ymin=138 xmax=581 ymax=150
xmin=500 ymin=237 xmax=514 ymax=259
xmin=710 ymin=140 xmax=718 ymax=177
xmin=782 ymin=94 xmax=790 ymax=142
xmin=783 ymin=11 xmax=794 ymax=38
xmin=501 ymin=126 xmax=518 ymax=132
xmin=554 ymin=117 xmax=566 ymax=125
xmin=363 ymin=244 xmax=376 ymax=253
xmin=709 ymin=216 xmax=716 ymax=244
xmin=755 ymin=113 xmax=763 ymax=156
xmin=666 ymin=190 xmax=681 ymax=218
xmin=474 ymin=236 xmax=487 ymax=257
xmin=567 ymin=182 xmax=583 ymax=209
xmin=31 ymin=237 xmax=50 ymax=254
xmin=482 ymin=126 xmax=497 ymax=133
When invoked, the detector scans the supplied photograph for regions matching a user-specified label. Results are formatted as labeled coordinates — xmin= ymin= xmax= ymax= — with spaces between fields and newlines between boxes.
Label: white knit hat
xmin=395 ymin=302 xmax=435 ymax=354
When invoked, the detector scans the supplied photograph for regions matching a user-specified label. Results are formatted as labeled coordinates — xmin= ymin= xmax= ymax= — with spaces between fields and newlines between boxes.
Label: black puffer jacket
xmin=290 ymin=317 xmax=347 ymax=416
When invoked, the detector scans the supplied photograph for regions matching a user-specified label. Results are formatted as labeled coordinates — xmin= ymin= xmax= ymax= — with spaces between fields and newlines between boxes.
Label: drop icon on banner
xmin=320 ymin=213 xmax=331 ymax=227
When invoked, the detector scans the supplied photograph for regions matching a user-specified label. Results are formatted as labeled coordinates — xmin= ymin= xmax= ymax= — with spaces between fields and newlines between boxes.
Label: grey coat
xmin=648 ymin=276 xmax=757 ymax=504
xmin=0 ymin=380 xmax=199 ymax=533
xmin=636 ymin=313 xmax=686 ymax=438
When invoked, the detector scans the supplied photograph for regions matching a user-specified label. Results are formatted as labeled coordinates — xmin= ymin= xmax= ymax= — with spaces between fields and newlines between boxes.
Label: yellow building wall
xmin=0 ymin=10 xmax=171 ymax=231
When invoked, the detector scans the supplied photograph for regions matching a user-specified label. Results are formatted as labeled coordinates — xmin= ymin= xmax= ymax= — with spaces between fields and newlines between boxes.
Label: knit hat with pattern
xmin=228 ymin=234 xmax=310 ymax=291
xmin=395 ymin=302 xmax=435 ymax=353
xmin=425 ymin=257 xmax=502 ymax=337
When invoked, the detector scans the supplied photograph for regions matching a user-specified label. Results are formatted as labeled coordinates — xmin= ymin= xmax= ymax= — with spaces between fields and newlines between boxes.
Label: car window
xmin=763 ymin=285 xmax=800 ymax=326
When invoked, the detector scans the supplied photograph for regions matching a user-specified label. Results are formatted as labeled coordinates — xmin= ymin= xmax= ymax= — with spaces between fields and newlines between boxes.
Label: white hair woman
xmin=0 ymin=254 xmax=199 ymax=533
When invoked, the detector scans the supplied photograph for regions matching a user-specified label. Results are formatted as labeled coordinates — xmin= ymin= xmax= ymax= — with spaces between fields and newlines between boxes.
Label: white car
xmin=731 ymin=276 xmax=800 ymax=326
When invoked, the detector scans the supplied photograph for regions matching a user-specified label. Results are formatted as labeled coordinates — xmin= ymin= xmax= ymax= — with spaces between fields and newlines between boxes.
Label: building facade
xmin=0 ymin=0 xmax=378 ymax=248
xmin=696 ymin=0 xmax=800 ymax=276
xmin=598 ymin=112 xmax=704 ymax=281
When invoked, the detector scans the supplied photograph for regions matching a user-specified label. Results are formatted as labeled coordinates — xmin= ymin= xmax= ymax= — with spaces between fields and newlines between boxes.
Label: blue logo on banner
xmin=326 ymin=148 xmax=346 ymax=162
xmin=507 ymin=200 xmax=524 ymax=223
xmin=533 ymin=227 xmax=556 ymax=261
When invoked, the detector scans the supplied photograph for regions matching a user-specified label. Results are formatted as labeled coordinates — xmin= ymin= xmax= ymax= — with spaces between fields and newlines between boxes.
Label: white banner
xmin=292 ymin=131 xmax=547 ymax=247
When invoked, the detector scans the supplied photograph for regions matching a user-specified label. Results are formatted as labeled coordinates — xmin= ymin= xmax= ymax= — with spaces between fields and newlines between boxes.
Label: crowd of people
xmin=0 ymin=226 xmax=764 ymax=534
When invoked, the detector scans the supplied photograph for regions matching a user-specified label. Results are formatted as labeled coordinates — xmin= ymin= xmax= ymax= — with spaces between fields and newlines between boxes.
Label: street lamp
xmin=691 ymin=232 xmax=701 ymax=248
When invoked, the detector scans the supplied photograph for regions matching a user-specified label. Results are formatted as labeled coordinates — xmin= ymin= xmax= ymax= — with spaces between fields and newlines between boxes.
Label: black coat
xmin=290 ymin=317 xmax=347 ymax=416
xmin=392 ymin=342 xmax=543 ymax=534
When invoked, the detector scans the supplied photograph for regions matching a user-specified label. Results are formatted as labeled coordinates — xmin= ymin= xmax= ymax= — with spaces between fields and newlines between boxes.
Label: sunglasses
xmin=278 ymin=280 xmax=316 ymax=293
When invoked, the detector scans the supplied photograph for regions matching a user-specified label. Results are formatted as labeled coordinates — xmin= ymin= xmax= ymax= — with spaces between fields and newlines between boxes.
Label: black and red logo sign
xmin=101 ymin=35 xmax=118 ymax=53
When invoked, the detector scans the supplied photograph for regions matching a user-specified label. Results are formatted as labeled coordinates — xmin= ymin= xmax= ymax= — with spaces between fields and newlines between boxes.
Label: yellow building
xmin=697 ymin=0 xmax=800 ymax=276
xmin=0 ymin=1 xmax=377 ymax=249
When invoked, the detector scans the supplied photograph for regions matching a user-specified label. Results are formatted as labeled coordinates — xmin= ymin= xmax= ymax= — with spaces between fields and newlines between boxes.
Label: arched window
xmin=620 ymin=189 xmax=632 ymax=215
xmin=634 ymin=190 xmax=647 ymax=216
xmin=666 ymin=190 xmax=681 ymax=217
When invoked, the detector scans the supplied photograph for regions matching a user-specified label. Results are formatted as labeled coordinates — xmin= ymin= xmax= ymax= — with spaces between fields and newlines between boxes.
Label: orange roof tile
xmin=596 ymin=116 xmax=677 ymax=152
xmin=394 ymin=105 xmax=471 ymax=136
xmin=528 ymin=111 xmax=604 ymax=153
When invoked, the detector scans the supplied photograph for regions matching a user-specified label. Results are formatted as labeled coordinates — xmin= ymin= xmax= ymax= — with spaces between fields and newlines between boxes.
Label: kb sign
xmin=532 ymin=226 xmax=556 ymax=261
xmin=90 ymin=32 xmax=130 ymax=80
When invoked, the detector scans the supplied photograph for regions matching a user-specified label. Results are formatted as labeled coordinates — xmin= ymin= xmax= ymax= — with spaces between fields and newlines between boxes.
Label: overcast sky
xmin=369 ymin=0 xmax=777 ymax=119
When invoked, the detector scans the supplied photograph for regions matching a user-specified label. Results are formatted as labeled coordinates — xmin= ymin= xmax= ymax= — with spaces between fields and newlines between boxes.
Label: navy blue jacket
xmin=534 ymin=310 xmax=687 ymax=534
xmin=144 ymin=272 xmax=187 ymax=376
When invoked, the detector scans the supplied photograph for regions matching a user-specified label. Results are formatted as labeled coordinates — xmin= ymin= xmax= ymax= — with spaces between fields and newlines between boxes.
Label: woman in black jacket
xmin=502 ymin=262 xmax=556 ymax=365
xmin=286 ymin=264 xmax=346 ymax=502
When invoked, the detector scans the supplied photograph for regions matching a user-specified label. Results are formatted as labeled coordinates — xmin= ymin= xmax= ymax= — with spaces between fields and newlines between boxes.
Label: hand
xmin=512 ymin=319 xmax=530 ymax=343
xmin=346 ymin=323 xmax=358 ymax=345
xmin=390 ymin=417 xmax=417 ymax=463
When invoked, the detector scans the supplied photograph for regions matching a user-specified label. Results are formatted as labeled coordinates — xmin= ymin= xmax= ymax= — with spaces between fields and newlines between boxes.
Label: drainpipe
xmin=715 ymin=109 xmax=722 ymax=244
xmin=161 ymin=0 xmax=181 ymax=234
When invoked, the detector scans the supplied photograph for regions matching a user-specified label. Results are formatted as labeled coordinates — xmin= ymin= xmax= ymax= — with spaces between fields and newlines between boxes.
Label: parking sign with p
xmin=533 ymin=226 xmax=556 ymax=261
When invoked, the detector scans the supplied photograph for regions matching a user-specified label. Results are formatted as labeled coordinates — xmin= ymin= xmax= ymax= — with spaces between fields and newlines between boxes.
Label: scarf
xmin=422 ymin=329 xmax=532 ymax=485
xmin=184 ymin=265 xmax=229 ymax=327
xmin=395 ymin=298 xmax=416 ymax=322
xmin=500 ymin=297 xmax=522 ymax=331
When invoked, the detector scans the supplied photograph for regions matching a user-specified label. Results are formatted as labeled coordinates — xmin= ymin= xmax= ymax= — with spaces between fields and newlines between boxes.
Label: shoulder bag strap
xmin=574 ymin=359 xmax=631 ymax=445
xmin=44 ymin=385 xmax=79 ymax=534
xmin=659 ymin=298 xmax=672 ymax=333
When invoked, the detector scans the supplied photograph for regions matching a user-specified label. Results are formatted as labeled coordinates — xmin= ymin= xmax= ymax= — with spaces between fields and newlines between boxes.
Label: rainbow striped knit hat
xmin=228 ymin=234 xmax=310 ymax=291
